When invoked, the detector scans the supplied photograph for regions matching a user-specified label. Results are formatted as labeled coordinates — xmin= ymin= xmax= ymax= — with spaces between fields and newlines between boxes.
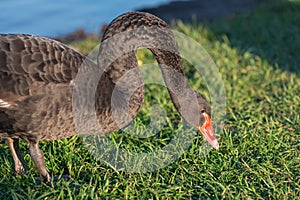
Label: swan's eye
xmin=200 ymin=109 xmax=205 ymax=114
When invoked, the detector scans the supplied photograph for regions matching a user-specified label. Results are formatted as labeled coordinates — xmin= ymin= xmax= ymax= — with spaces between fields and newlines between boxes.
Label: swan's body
xmin=0 ymin=12 xmax=218 ymax=181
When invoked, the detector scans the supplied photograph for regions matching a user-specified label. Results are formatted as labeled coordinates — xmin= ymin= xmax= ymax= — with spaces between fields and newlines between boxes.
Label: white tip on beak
xmin=210 ymin=139 xmax=219 ymax=150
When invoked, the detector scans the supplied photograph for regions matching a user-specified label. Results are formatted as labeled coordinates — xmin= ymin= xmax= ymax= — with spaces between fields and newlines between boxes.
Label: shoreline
xmin=56 ymin=0 xmax=265 ymax=43
xmin=139 ymin=0 xmax=265 ymax=24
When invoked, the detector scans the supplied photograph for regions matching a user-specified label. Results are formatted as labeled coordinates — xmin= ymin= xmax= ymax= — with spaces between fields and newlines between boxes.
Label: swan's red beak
xmin=199 ymin=112 xmax=219 ymax=149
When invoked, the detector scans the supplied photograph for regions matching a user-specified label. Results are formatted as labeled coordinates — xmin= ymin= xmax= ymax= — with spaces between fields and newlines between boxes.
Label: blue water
xmin=0 ymin=0 xmax=173 ymax=36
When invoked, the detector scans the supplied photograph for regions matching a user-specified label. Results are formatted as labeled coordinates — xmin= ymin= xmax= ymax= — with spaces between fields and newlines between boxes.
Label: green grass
xmin=1 ymin=0 xmax=299 ymax=199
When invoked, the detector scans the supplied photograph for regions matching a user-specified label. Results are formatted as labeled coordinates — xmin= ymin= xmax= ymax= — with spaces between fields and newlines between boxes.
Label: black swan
xmin=0 ymin=12 xmax=219 ymax=182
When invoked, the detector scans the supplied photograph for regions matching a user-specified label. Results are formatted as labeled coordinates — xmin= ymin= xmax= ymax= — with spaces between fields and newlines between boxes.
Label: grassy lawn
xmin=0 ymin=0 xmax=299 ymax=199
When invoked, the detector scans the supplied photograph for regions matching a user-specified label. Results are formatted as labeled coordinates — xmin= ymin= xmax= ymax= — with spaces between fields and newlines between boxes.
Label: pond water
xmin=0 ymin=0 xmax=174 ymax=36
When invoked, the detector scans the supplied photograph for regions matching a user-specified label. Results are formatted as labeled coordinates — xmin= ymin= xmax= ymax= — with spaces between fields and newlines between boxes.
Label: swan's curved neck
xmin=95 ymin=12 xmax=200 ymax=132
xmin=150 ymin=49 xmax=200 ymax=127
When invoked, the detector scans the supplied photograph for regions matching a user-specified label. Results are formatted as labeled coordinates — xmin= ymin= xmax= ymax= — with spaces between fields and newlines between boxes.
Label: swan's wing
xmin=0 ymin=34 xmax=95 ymax=134
xmin=0 ymin=34 xmax=89 ymax=97
xmin=0 ymin=33 xmax=95 ymax=110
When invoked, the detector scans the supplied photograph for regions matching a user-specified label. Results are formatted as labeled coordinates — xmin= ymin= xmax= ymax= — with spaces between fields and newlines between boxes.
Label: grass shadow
xmin=206 ymin=0 xmax=300 ymax=74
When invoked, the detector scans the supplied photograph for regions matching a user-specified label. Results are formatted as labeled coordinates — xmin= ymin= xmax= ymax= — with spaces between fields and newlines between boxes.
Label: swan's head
xmin=197 ymin=95 xmax=219 ymax=150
